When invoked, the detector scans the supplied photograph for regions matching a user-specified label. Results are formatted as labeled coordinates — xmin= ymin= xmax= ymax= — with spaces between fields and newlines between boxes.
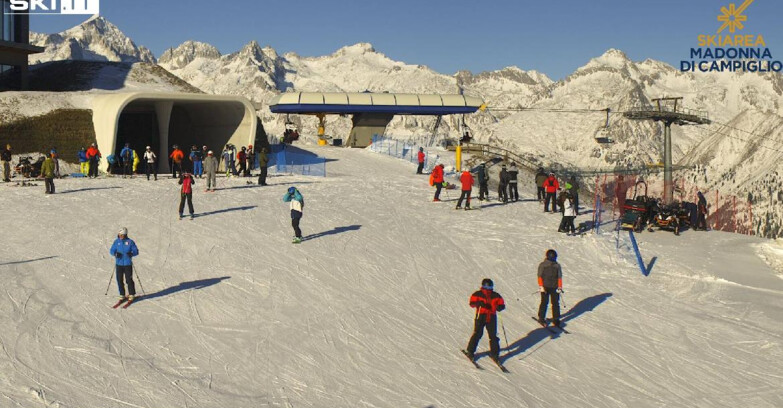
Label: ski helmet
xmin=481 ymin=278 xmax=494 ymax=290
xmin=288 ymin=186 xmax=296 ymax=195
xmin=207 ymin=150 xmax=213 ymax=155
xmin=546 ymin=249 xmax=557 ymax=261
xmin=118 ymin=227 xmax=128 ymax=236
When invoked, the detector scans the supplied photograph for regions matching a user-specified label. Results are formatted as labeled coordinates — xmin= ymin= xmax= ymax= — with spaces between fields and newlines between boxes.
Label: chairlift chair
xmin=594 ymin=108 xmax=614 ymax=144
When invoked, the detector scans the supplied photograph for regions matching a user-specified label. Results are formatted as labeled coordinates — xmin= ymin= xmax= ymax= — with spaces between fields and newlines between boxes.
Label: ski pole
xmin=560 ymin=292 xmax=567 ymax=310
xmin=498 ymin=312 xmax=509 ymax=349
xmin=133 ymin=264 xmax=146 ymax=296
xmin=104 ymin=265 xmax=115 ymax=295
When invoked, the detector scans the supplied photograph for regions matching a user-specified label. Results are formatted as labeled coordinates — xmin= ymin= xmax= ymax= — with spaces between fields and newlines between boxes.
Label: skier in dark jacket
xmin=476 ymin=163 xmax=489 ymax=200
xmin=568 ymin=175 xmax=580 ymax=215
xmin=120 ymin=143 xmax=134 ymax=178
xmin=110 ymin=227 xmax=139 ymax=302
xmin=257 ymin=147 xmax=269 ymax=185
xmin=535 ymin=168 xmax=547 ymax=201
xmin=1 ymin=144 xmax=11 ymax=182
xmin=537 ymin=249 xmax=563 ymax=327
xmin=465 ymin=278 xmax=506 ymax=362
xmin=695 ymin=191 xmax=708 ymax=230
xmin=284 ymin=186 xmax=304 ymax=243
xmin=189 ymin=145 xmax=204 ymax=178
xmin=498 ymin=165 xmax=510 ymax=203
xmin=508 ymin=162 xmax=519 ymax=202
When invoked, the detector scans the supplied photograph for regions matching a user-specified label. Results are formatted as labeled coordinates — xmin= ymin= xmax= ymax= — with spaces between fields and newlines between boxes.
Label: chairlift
xmin=594 ymin=108 xmax=614 ymax=144
xmin=282 ymin=114 xmax=300 ymax=144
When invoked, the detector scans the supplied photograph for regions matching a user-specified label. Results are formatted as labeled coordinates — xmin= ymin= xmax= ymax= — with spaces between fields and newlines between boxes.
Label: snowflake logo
xmin=717 ymin=0 xmax=754 ymax=33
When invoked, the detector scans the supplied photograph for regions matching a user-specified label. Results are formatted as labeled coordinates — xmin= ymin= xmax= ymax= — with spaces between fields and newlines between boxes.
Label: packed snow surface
xmin=0 ymin=147 xmax=781 ymax=407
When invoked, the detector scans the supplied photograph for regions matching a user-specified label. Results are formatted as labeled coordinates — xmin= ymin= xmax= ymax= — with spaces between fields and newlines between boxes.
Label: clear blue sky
xmin=30 ymin=0 xmax=783 ymax=80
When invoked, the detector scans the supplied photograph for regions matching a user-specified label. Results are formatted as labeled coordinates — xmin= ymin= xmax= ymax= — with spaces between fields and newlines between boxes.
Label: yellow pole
xmin=456 ymin=144 xmax=462 ymax=172
xmin=317 ymin=114 xmax=327 ymax=146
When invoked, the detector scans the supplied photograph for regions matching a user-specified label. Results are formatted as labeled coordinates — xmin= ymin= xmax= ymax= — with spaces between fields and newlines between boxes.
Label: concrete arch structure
xmin=92 ymin=92 xmax=257 ymax=173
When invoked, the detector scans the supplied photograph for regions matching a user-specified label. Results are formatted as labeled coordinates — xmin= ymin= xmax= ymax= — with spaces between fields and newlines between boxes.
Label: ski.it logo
xmin=9 ymin=0 xmax=99 ymax=15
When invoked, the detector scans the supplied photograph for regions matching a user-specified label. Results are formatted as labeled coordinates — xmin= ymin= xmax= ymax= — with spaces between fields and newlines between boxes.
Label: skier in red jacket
xmin=416 ymin=147 xmax=425 ymax=174
xmin=465 ymin=278 xmax=506 ymax=362
xmin=455 ymin=170 xmax=474 ymax=210
xmin=543 ymin=173 xmax=560 ymax=212
xmin=178 ymin=172 xmax=195 ymax=219
xmin=431 ymin=164 xmax=445 ymax=202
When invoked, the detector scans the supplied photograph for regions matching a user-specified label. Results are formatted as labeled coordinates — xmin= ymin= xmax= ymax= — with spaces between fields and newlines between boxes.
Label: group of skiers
xmin=464 ymin=249 xmax=565 ymax=366
xmin=534 ymin=167 xmax=581 ymax=235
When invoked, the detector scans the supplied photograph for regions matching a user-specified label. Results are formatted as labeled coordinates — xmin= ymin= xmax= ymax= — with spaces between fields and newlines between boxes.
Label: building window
xmin=1 ymin=0 xmax=16 ymax=42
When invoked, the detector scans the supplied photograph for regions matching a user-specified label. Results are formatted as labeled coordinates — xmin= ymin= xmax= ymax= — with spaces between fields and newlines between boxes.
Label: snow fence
xmin=263 ymin=145 xmax=326 ymax=177
xmin=368 ymin=135 xmax=436 ymax=173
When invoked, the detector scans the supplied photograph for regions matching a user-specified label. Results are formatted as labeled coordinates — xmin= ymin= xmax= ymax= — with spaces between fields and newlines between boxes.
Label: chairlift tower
xmin=623 ymin=97 xmax=711 ymax=204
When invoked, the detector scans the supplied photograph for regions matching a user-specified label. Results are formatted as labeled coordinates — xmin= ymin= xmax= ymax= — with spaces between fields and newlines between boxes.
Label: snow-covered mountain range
xmin=27 ymin=17 xmax=783 ymax=238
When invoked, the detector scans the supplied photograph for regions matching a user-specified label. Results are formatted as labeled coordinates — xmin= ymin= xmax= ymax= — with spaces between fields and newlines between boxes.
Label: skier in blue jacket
xmin=77 ymin=148 xmax=89 ymax=176
xmin=109 ymin=227 xmax=139 ymax=301
xmin=120 ymin=143 xmax=135 ymax=178
xmin=283 ymin=187 xmax=304 ymax=243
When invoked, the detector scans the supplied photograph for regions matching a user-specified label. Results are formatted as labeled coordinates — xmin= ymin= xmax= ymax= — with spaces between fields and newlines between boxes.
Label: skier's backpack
xmin=429 ymin=173 xmax=434 ymax=186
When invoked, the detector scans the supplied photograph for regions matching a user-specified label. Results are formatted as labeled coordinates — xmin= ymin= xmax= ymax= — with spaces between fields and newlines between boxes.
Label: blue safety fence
xmin=262 ymin=144 xmax=326 ymax=177
xmin=369 ymin=135 xmax=436 ymax=172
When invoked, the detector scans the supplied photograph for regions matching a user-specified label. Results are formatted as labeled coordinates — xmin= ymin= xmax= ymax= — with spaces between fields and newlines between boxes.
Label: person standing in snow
xmin=507 ymin=162 xmax=519 ymax=202
xmin=498 ymin=165 xmax=510 ymax=203
xmin=416 ymin=147 xmax=426 ymax=174
xmin=283 ymin=186 xmax=304 ymax=243
xmin=237 ymin=146 xmax=248 ymax=177
xmin=143 ymin=146 xmax=157 ymax=181
xmin=537 ymin=249 xmax=563 ymax=327
xmin=562 ymin=191 xmax=577 ymax=235
xmin=120 ymin=143 xmax=134 ymax=178
xmin=77 ymin=147 xmax=89 ymax=176
xmin=169 ymin=145 xmax=185 ymax=179
xmin=221 ymin=145 xmax=232 ymax=177
xmin=543 ymin=172 xmax=559 ymax=212
xmin=456 ymin=170 xmax=474 ymax=210
xmin=204 ymin=150 xmax=218 ymax=192
xmin=1 ymin=144 xmax=11 ymax=182
xmin=39 ymin=152 xmax=56 ymax=194
xmin=189 ymin=145 xmax=204 ymax=178
xmin=615 ymin=175 xmax=628 ymax=216
xmin=695 ymin=191 xmax=708 ymax=231
xmin=465 ymin=278 xmax=506 ymax=362
xmin=535 ymin=167 xmax=547 ymax=202
xmin=246 ymin=144 xmax=255 ymax=173
xmin=430 ymin=164 xmax=445 ymax=202
xmin=257 ymin=147 xmax=269 ymax=186
xmin=50 ymin=148 xmax=60 ymax=178
xmin=86 ymin=143 xmax=101 ymax=178
xmin=110 ymin=227 xmax=139 ymax=302
xmin=178 ymin=172 xmax=196 ymax=219
xmin=568 ymin=175 xmax=580 ymax=215
xmin=476 ymin=163 xmax=489 ymax=201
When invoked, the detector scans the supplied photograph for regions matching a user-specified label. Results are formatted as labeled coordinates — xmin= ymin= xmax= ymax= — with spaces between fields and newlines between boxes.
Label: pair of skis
xmin=461 ymin=350 xmax=509 ymax=373
xmin=531 ymin=317 xmax=570 ymax=334
xmin=112 ymin=297 xmax=139 ymax=309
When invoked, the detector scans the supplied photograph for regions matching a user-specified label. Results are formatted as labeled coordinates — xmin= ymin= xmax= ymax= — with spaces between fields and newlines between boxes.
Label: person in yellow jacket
xmin=132 ymin=150 xmax=140 ymax=174
xmin=39 ymin=153 xmax=56 ymax=194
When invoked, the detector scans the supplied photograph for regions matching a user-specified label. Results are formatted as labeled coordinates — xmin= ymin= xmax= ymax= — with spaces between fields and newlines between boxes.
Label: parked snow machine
xmin=15 ymin=155 xmax=45 ymax=178
xmin=650 ymin=200 xmax=693 ymax=236
xmin=620 ymin=179 xmax=652 ymax=232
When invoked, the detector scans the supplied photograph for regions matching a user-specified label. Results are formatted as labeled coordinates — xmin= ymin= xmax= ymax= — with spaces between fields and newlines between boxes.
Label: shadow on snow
xmin=495 ymin=293 xmax=613 ymax=363
xmin=135 ymin=276 xmax=231 ymax=303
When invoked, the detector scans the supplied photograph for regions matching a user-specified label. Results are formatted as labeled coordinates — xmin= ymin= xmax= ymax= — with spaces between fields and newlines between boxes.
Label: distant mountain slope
xmin=30 ymin=16 xmax=156 ymax=64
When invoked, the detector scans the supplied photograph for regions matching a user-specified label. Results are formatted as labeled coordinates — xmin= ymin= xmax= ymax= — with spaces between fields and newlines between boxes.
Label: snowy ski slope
xmin=0 ymin=147 xmax=781 ymax=408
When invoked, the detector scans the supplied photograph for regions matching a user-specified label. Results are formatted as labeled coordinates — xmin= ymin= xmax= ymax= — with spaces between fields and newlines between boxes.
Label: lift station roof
xmin=269 ymin=92 xmax=484 ymax=115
